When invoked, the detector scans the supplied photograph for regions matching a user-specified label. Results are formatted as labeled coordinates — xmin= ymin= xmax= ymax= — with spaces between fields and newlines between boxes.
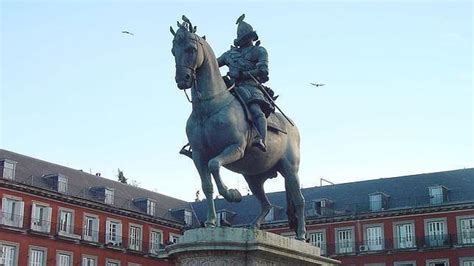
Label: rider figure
xmin=217 ymin=14 xmax=274 ymax=152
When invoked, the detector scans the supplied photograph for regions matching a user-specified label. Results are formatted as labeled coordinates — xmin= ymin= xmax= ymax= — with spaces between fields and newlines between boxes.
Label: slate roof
xmin=0 ymin=149 xmax=190 ymax=225
xmin=191 ymin=168 xmax=474 ymax=226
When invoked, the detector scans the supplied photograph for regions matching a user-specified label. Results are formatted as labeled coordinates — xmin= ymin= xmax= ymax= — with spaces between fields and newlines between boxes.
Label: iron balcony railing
xmin=0 ymin=211 xmax=23 ymax=228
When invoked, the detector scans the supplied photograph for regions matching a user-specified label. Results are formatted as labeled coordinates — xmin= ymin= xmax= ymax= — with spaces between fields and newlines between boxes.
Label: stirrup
xmin=179 ymin=143 xmax=193 ymax=159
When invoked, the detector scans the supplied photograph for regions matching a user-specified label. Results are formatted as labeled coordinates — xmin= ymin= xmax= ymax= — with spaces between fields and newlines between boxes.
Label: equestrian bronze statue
xmin=170 ymin=15 xmax=306 ymax=240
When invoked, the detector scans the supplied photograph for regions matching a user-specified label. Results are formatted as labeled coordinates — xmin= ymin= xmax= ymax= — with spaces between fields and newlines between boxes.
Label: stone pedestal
xmin=163 ymin=227 xmax=340 ymax=266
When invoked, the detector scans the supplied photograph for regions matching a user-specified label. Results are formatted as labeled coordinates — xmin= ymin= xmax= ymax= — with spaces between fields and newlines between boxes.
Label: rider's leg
xmin=249 ymin=103 xmax=267 ymax=152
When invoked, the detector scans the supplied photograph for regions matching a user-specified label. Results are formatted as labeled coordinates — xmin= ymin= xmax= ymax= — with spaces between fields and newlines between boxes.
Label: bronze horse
xmin=171 ymin=17 xmax=306 ymax=240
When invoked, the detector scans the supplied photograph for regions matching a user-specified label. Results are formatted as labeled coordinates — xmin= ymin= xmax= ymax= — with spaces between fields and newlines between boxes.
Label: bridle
xmin=175 ymin=35 xmax=234 ymax=104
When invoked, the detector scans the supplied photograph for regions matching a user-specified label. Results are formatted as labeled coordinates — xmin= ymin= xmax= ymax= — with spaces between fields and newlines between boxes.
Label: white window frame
xmin=56 ymin=250 xmax=73 ymax=266
xmin=1 ymin=160 xmax=16 ymax=180
xmin=146 ymin=200 xmax=156 ymax=216
xmin=30 ymin=202 xmax=52 ymax=233
xmin=369 ymin=193 xmax=383 ymax=211
xmin=28 ymin=246 xmax=47 ymax=266
xmin=184 ymin=210 xmax=193 ymax=225
xmin=307 ymin=229 xmax=326 ymax=255
xmin=429 ymin=186 xmax=445 ymax=204
xmin=169 ymin=233 xmax=181 ymax=244
xmin=424 ymin=218 xmax=447 ymax=247
xmin=363 ymin=224 xmax=384 ymax=251
xmin=58 ymin=208 xmax=74 ymax=235
xmin=106 ymin=218 xmax=122 ymax=245
xmin=425 ymin=259 xmax=449 ymax=266
xmin=1 ymin=195 xmax=25 ymax=228
xmin=81 ymin=255 xmax=97 ymax=266
xmin=394 ymin=261 xmax=416 ymax=266
xmin=459 ymin=257 xmax=474 ymax=266
xmin=216 ymin=211 xmax=227 ymax=227
xmin=105 ymin=259 xmax=121 ymax=266
xmin=0 ymin=240 xmax=19 ymax=266
xmin=149 ymin=229 xmax=163 ymax=254
xmin=393 ymin=221 xmax=416 ymax=249
xmin=335 ymin=226 xmax=354 ymax=254
xmin=456 ymin=215 xmax=474 ymax=245
xmin=83 ymin=213 xmax=99 ymax=242
xmin=104 ymin=188 xmax=114 ymax=205
xmin=128 ymin=223 xmax=142 ymax=251
xmin=57 ymin=175 xmax=68 ymax=193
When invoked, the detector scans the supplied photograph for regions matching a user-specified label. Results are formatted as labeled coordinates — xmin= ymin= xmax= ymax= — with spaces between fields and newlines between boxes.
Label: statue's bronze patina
xmin=171 ymin=15 xmax=306 ymax=240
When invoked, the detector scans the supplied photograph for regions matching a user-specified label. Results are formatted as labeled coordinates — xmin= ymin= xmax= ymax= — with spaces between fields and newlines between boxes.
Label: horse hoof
xmin=227 ymin=189 xmax=242 ymax=202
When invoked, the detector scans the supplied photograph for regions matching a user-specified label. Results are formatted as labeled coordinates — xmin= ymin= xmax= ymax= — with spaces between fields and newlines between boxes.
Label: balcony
xmin=56 ymin=223 xmax=81 ymax=240
xmin=423 ymin=234 xmax=451 ymax=248
xmin=30 ymin=217 xmax=51 ymax=234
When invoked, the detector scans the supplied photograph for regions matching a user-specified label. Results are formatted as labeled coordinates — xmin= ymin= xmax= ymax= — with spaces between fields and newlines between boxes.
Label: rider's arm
xmin=217 ymin=52 xmax=227 ymax=67
xmin=242 ymin=46 xmax=269 ymax=79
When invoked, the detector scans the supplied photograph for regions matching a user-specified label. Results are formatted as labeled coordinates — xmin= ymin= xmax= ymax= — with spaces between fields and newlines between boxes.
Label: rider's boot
xmin=252 ymin=115 xmax=267 ymax=152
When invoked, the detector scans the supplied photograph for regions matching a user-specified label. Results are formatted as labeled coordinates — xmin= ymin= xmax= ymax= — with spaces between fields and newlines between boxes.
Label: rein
xmin=183 ymin=82 xmax=235 ymax=104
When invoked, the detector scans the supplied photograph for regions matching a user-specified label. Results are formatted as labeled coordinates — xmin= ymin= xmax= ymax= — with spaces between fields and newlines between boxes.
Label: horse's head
xmin=171 ymin=16 xmax=205 ymax=90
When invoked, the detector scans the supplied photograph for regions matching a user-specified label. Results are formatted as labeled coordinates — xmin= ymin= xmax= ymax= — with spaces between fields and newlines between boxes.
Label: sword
xmin=247 ymin=73 xmax=295 ymax=126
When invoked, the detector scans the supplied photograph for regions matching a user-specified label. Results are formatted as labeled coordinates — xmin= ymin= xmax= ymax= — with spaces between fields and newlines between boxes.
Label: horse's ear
xmin=170 ymin=26 xmax=176 ymax=36
xmin=202 ymin=35 xmax=206 ymax=40
xmin=193 ymin=26 xmax=197 ymax=33
xmin=177 ymin=21 xmax=181 ymax=28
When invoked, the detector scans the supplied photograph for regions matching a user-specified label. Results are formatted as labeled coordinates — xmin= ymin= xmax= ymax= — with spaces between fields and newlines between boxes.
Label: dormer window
xmin=429 ymin=186 xmax=448 ymax=204
xmin=313 ymin=199 xmax=333 ymax=216
xmin=57 ymin=175 xmax=68 ymax=193
xmin=133 ymin=198 xmax=157 ymax=216
xmin=0 ymin=159 xmax=16 ymax=180
xmin=369 ymin=192 xmax=388 ymax=211
xmin=104 ymin=188 xmax=114 ymax=204
xmin=147 ymin=200 xmax=156 ymax=216
xmin=184 ymin=210 xmax=193 ymax=225
xmin=44 ymin=174 xmax=68 ymax=193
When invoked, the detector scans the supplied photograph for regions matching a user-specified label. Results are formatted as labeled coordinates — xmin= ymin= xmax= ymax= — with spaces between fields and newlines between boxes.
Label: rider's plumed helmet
xmin=234 ymin=14 xmax=259 ymax=47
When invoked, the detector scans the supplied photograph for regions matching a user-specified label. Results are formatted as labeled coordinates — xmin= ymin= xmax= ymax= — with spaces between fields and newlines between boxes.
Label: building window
xmin=394 ymin=222 xmax=415 ymax=249
xmin=147 ymin=200 xmax=156 ymax=216
xmin=128 ymin=224 xmax=142 ymax=251
xmin=216 ymin=211 xmax=227 ymax=227
xmin=105 ymin=188 xmax=114 ymax=205
xmin=106 ymin=219 xmax=122 ymax=245
xmin=58 ymin=210 xmax=73 ymax=234
xmin=0 ymin=243 xmax=17 ymax=266
xmin=460 ymin=258 xmax=474 ymax=266
xmin=28 ymin=247 xmax=46 ymax=266
xmin=150 ymin=230 xmax=163 ymax=254
xmin=369 ymin=193 xmax=382 ymax=211
xmin=57 ymin=176 xmax=68 ymax=193
xmin=394 ymin=261 xmax=416 ymax=266
xmin=336 ymin=227 xmax=354 ymax=254
xmin=83 ymin=215 xmax=99 ymax=242
xmin=82 ymin=256 xmax=97 ymax=266
xmin=30 ymin=203 xmax=52 ymax=233
xmin=1 ymin=196 xmax=24 ymax=228
xmin=308 ymin=231 xmax=326 ymax=255
xmin=457 ymin=216 xmax=474 ymax=245
xmin=184 ymin=210 xmax=193 ymax=225
xmin=1 ymin=160 xmax=16 ymax=180
xmin=105 ymin=259 xmax=120 ymax=266
xmin=429 ymin=186 xmax=446 ymax=204
xmin=56 ymin=252 xmax=72 ymax=266
xmin=312 ymin=199 xmax=332 ymax=216
xmin=425 ymin=219 xmax=448 ymax=247
xmin=263 ymin=207 xmax=274 ymax=222
xmin=426 ymin=259 xmax=449 ymax=266
xmin=169 ymin=234 xmax=180 ymax=244
xmin=364 ymin=225 xmax=383 ymax=251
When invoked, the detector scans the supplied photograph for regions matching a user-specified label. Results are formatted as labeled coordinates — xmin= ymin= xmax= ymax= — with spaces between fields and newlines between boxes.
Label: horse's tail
xmin=285 ymin=183 xmax=298 ymax=233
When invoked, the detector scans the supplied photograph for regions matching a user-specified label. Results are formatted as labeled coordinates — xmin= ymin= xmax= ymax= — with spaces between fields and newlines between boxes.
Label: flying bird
xmin=310 ymin=83 xmax=325 ymax=87
xmin=121 ymin=30 xmax=134 ymax=36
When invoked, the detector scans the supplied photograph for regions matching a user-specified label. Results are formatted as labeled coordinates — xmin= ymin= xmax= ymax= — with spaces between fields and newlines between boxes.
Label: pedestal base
xmin=163 ymin=227 xmax=340 ymax=266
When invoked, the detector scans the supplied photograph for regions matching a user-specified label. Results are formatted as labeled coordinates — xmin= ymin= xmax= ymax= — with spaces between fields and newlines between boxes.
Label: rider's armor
xmin=217 ymin=14 xmax=274 ymax=152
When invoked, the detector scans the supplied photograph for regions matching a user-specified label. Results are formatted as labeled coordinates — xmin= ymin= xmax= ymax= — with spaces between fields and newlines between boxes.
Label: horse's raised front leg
xmin=244 ymin=175 xmax=271 ymax=229
xmin=193 ymin=151 xmax=216 ymax=227
xmin=208 ymin=144 xmax=245 ymax=203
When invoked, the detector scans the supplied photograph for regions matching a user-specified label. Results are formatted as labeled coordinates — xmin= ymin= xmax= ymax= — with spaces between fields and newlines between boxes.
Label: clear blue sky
xmin=1 ymin=1 xmax=472 ymax=201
